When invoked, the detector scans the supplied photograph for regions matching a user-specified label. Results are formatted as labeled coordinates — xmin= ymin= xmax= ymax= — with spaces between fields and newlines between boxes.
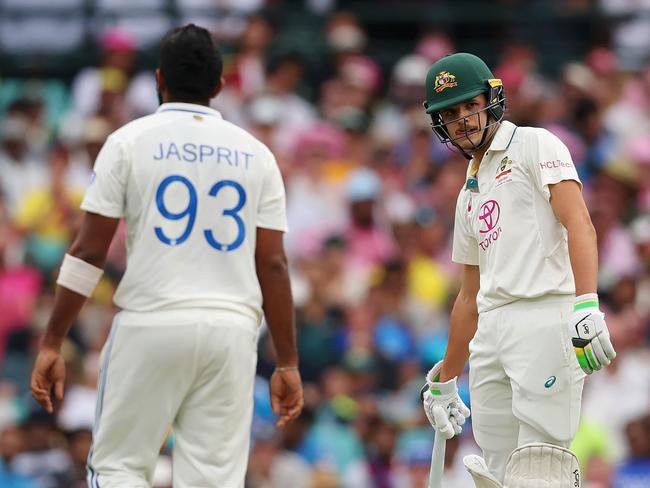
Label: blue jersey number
xmin=204 ymin=180 xmax=247 ymax=251
xmin=154 ymin=175 xmax=197 ymax=246
xmin=154 ymin=175 xmax=246 ymax=251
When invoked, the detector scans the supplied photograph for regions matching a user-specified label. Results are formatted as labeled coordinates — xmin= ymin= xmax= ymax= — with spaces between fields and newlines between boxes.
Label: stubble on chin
xmin=456 ymin=135 xmax=483 ymax=150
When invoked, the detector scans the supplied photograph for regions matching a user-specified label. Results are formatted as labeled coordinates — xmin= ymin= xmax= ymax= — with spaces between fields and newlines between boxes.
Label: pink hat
xmin=415 ymin=34 xmax=454 ymax=62
xmin=586 ymin=47 xmax=617 ymax=76
xmin=628 ymin=137 xmax=650 ymax=166
xmin=341 ymin=56 xmax=382 ymax=92
xmin=101 ymin=28 xmax=136 ymax=52
xmin=292 ymin=124 xmax=345 ymax=162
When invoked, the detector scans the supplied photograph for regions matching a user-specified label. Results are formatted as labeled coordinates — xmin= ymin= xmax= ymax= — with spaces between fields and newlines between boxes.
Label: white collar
xmin=486 ymin=120 xmax=518 ymax=152
xmin=156 ymin=102 xmax=222 ymax=118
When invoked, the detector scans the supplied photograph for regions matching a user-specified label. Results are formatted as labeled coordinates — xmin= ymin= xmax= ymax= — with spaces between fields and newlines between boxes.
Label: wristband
xmin=574 ymin=293 xmax=599 ymax=312
xmin=56 ymin=254 xmax=103 ymax=297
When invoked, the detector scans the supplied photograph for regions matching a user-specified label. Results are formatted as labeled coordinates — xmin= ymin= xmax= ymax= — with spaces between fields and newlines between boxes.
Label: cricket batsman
xmin=419 ymin=53 xmax=616 ymax=487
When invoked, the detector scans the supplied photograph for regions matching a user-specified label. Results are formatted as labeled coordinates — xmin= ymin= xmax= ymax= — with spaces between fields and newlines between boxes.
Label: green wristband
xmin=574 ymin=293 xmax=599 ymax=312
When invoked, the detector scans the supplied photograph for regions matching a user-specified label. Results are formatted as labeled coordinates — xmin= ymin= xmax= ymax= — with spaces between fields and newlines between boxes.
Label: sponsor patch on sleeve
xmin=539 ymin=160 xmax=574 ymax=170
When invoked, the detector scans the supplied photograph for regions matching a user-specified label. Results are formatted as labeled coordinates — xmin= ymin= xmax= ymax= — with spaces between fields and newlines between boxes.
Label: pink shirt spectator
xmin=0 ymin=266 xmax=41 ymax=359
xmin=345 ymin=224 xmax=396 ymax=271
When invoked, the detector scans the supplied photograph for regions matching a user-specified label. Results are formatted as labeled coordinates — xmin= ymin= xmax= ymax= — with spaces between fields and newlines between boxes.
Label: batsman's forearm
xmin=440 ymin=292 xmax=478 ymax=382
xmin=257 ymin=257 xmax=298 ymax=367
xmin=566 ymin=220 xmax=598 ymax=296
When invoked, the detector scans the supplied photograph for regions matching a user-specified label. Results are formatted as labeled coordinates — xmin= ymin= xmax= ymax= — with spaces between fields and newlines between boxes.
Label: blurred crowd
xmin=0 ymin=2 xmax=649 ymax=488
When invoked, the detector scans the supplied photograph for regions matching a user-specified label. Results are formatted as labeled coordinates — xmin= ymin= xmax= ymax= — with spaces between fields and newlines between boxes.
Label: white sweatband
xmin=56 ymin=253 xmax=104 ymax=297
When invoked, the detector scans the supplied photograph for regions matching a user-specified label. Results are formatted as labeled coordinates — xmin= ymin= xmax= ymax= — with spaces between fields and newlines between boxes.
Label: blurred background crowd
xmin=0 ymin=0 xmax=649 ymax=487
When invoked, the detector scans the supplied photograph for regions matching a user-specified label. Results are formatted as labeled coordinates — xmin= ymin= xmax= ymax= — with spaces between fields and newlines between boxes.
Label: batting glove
xmin=569 ymin=293 xmax=616 ymax=374
xmin=420 ymin=361 xmax=470 ymax=439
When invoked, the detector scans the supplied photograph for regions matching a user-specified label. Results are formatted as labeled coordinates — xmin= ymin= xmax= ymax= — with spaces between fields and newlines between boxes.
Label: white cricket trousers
xmin=468 ymin=295 xmax=585 ymax=483
xmin=86 ymin=308 xmax=259 ymax=488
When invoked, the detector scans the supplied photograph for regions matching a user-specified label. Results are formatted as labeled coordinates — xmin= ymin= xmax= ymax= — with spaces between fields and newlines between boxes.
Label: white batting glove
xmin=569 ymin=293 xmax=616 ymax=375
xmin=420 ymin=361 xmax=470 ymax=439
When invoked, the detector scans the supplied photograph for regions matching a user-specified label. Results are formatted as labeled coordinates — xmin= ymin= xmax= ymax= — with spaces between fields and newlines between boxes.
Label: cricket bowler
xmin=30 ymin=24 xmax=303 ymax=487
xmin=419 ymin=53 xmax=616 ymax=487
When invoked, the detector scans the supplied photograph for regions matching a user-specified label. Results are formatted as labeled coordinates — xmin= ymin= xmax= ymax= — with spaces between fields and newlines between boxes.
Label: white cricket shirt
xmin=81 ymin=103 xmax=288 ymax=321
xmin=452 ymin=121 xmax=580 ymax=313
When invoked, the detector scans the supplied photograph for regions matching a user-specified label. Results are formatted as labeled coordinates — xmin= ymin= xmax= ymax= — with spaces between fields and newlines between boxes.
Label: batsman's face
xmin=440 ymin=95 xmax=489 ymax=150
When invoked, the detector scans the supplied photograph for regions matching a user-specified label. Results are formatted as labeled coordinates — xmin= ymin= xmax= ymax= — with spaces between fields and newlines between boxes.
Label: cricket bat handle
xmin=428 ymin=430 xmax=446 ymax=488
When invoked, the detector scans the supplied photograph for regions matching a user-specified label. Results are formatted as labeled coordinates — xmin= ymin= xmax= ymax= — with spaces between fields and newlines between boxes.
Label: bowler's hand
xmin=270 ymin=368 xmax=304 ymax=428
xmin=31 ymin=347 xmax=66 ymax=413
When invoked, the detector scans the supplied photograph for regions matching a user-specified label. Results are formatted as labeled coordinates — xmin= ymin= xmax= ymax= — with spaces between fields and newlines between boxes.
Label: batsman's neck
xmin=469 ymin=123 xmax=499 ymax=168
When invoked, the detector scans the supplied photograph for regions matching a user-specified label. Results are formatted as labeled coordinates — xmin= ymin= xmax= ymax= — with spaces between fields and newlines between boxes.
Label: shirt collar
xmin=156 ymin=102 xmax=222 ymax=119
xmin=486 ymin=120 xmax=518 ymax=152
xmin=463 ymin=120 xmax=518 ymax=192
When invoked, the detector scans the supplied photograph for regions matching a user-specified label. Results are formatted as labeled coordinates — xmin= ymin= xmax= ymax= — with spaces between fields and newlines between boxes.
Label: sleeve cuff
xmin=80 ymin=201 xmax=123 ymax=219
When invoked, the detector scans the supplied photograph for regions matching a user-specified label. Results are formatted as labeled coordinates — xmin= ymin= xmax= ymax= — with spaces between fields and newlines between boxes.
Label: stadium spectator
xmin=71 ymin=28 xmax=157 ymax=122
xmin=0 ymin=425 xmax=38 ymax=488
xmin=613 ymin=415 xmax=650 ymax=487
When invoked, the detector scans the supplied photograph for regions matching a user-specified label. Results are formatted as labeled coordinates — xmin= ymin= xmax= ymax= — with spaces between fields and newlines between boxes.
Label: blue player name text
xmin=153 ymin=142 xmax=253 ymax=169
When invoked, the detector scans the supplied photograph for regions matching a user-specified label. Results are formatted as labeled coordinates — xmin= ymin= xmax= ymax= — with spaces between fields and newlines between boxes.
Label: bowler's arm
xmin=42 ymin=212 xmax=119 ymax=350
xmin=32 ymin=212 xmax=118 ymax=412
xmin=549 ymin=180 xmax=598 ymax=295
xmin=440 ymin=264 xmax=480 ymax=382
xmin=255 ymin=228 xmax=298 ymax=367
xmin=256 ymin=228 xmax=303 ymax=426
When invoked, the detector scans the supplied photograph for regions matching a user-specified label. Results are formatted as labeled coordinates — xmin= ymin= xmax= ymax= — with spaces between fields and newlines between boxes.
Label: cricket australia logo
xmin=478 ymin=200 xmax=502 ymax=251
xmin=434 ymin=71 xmax=458 ymax=93
xmin=495 ymin=156 xmax=513 ymax=187
xmin=496 ymin=156 xmax=512 ymax=178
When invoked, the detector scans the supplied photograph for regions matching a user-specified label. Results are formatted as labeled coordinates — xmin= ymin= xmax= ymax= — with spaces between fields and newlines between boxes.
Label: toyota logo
xmin=478 ymin=200 xmax=500 ymax=233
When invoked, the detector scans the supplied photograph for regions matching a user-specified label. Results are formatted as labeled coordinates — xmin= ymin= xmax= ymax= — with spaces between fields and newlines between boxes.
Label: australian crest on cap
xmin=434 ymin=71 xmax=458 ymax=93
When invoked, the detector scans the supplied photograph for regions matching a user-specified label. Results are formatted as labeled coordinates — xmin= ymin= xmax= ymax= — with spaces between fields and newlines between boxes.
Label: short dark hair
xmin=159 ymin=24 xmax=223 ymax=102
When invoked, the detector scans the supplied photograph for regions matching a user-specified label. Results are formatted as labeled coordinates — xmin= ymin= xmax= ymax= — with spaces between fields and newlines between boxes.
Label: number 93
xmin=154 ymin=175 xmax=246 ymax=252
